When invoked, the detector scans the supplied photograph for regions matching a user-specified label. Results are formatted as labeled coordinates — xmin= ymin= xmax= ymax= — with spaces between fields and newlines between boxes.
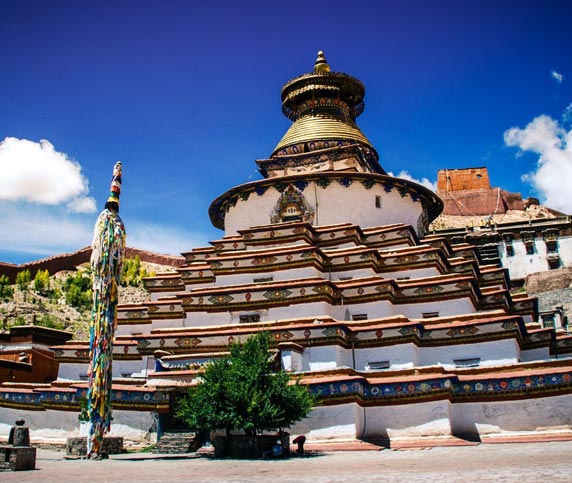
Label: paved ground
xmin=4 ymin=441 xmax=572 ymax=483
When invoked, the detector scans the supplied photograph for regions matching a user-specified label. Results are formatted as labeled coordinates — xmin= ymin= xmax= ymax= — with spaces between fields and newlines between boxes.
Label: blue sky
xmin=1 ymin=0 xmax=571 ymax=264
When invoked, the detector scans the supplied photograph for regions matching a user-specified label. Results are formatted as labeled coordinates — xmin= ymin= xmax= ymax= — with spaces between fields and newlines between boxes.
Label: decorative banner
xmin=86 ymin=162 xmax=126 ymax=459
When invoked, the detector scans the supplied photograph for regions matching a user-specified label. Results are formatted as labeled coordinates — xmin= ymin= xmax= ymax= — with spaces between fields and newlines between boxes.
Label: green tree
xmin=16 ymin=269 xmax=31 ymax=291
xmin=176 ymin=332 xmax=313 ymax=436
xmin=0 ymin=275 xmax=13 ymax=300
xmin=33 ymin=269 xmax=50 ymax=293
xmin=120 ymin=256 xmax=154 ymax=287
xmin=63 ymin=272 xmax=92 ymax=310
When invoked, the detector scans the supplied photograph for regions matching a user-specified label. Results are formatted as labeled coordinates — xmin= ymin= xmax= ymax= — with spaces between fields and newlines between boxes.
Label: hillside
xmin=0 ymin=259 xmax=176 ymax=340
xmin=429 ymin=204 xmax=561 ymax=231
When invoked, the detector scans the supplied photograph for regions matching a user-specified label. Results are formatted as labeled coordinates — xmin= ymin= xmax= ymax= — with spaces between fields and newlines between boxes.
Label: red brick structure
xmin=0 ymin=326 xmax=72 ymax=383
xmin=437 ymin=167 xmax=525 ymax=216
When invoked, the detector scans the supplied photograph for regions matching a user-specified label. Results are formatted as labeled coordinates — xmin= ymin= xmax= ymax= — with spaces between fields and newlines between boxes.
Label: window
xmin=253 ymin=276 xmax=273 ymax=283
xmin=339 ymin=276 xmax=353 ymax=281
xmin=422 ymin=312 xmax=439 ymax=319
xmin=239 ymin=313 xmax=261 ymax=323
xmin=352 ymin=314 xmax=368 ymax=321
xmin=396 ymin=276 xmax=410 ymax=281
xmin=453 ymin=358 xmax=481 ymax=368
xmin=367 ymin=361 xmax=390 ymax=370
xmin=521 ymin=231 xmax=535 ymax=255
xmin=548 ymin=256 xmax=561 ymax=270
xmin=503 ymin=233 xmax=515 ymax=257
xmin=375 ymin=195 xmax=382 ymax=208
xmin=541 ymin=314 xmax=555 ymax=328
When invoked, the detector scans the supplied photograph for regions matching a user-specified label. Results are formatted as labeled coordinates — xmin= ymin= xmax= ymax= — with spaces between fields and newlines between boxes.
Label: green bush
xmin=0 ymin=275 xmax=13 ymax=300
xmin=63 ymin=272 xmax=92 ymax=310
xmin=16 ymin=269 xmax=31 ymax=291
xmin=33 ymin=269 xmax=51 ymax=293
xmin=121 ymin=256 xmax=154 ymax=287
xmin=176 ymin=332 xmax=313 ymax=436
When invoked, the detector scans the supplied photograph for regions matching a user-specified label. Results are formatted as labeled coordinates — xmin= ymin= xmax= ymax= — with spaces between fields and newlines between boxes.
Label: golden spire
xmin=314 ymin=51 xmax=331 ymax=74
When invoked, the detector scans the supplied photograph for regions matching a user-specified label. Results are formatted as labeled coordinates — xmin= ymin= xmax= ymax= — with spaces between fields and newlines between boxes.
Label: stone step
xmin=153 ymin=431 xmax=200 ymax=454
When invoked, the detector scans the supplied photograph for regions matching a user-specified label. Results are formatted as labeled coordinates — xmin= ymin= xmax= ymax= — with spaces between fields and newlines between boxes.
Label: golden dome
xmin=271 ymin=51 xmax=378 ymax=164
xmin=273 ymin=114 xmax=374 ymax=155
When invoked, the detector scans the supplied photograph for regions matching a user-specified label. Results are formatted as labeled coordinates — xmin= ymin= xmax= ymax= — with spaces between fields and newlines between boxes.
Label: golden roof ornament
xmin=314 ymin=51 xmax=331 ymax=74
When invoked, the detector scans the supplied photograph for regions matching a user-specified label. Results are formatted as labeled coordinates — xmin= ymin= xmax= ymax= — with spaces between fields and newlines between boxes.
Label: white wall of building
xmin=303 ymin=345 xmax=348 ymax=371
xmin=0 ymin=407 xmax=153 ymax=443
xmin=450 ymin=393 xmax=572 ymax=439
xmin=215 ymin=267 xmax=321 ymax=286
xmin=417 ymin=338 xmax=519 ymax=368
xmin=291 ymin=402 xmax=363 ymax=441
xmin=364 ymin=399 xmax=452 ymax=440
xmin=520 ymin=347 xmax=551 ymax=362
xmin=354 ymin=343 xmax=418 ymax=371
xmin=224 ymin=181 xmax=426 ymax=236
xmin=57 ymin=359 xmax=146 ymax=381
xmin=500 ymin=236 xmax=572 ymax=280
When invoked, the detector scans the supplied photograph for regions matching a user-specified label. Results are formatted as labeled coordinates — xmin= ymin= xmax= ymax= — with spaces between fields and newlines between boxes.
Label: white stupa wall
xmin=0 ymin=407 xmax=154 ymax=443
xmin=353 ymin=343 xmax=418 ymax=371
xmin=224 ymin=181 xmax=427 ymax=236
xmin=364 ymin=399 xmax=453 ymax=440
xmin=290 ymin=402 xmax=363 ymax=440
xmin=417 ymin=338 xmax=520 ymax=368
xmin=57 ymin=359 xmax=149 ymax=381
xmin=450 ymin=394 xmax=572 ymax=439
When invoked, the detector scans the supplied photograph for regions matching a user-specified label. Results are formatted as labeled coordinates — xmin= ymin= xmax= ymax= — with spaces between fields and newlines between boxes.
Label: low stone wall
xmin=0 ymin=446 xmax=36 ymax=471
xmin=212 ymin=435 xmax=290 ymax=458
xmin=66 ymin=437 xmax=124 ymax=455
xmin=527 ymin=268 xmax=572 ymax=293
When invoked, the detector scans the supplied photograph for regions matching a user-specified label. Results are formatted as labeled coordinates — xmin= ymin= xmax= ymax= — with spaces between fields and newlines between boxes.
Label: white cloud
xmin=67 ymin=197 xmax=97 ymax=213
xmin=0 ymin=137 xmax=96 ymax=213
xmin=0 ymin=204 xmax=94 ymax=256
xmin=388 ymin=170 xmax=437 ymax=192
xmin=551 ymin=69 xmax=564 ymax=84
xmin=504 ymin=114 xmax=572 ymax=213
xmin=0 ymin=200 xmax=210 ymax=260
xmin=563 ymin=103 xmax=572 ymax=127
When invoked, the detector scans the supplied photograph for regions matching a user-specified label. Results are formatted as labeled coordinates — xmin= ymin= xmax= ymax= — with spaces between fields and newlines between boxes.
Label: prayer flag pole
xmin=86 ymin=162 xmax=126 ymax=459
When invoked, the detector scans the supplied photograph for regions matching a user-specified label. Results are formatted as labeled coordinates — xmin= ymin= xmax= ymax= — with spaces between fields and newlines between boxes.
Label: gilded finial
xmin=314 ymin=51 xmax=331 ymax=74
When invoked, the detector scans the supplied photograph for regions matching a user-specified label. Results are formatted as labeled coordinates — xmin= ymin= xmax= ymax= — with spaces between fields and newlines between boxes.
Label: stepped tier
xmin=118 ymin=274 xmax=533 ymax=325
xmin=50 ymin=312 xmax=572 ymax=373
xmin=144 ymin=361 xmax=572 ymax=407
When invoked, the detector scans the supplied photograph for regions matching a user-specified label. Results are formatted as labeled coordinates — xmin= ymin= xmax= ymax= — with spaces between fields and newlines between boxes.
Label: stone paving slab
xmin=4 ymin=441 xmax=572 ymax=483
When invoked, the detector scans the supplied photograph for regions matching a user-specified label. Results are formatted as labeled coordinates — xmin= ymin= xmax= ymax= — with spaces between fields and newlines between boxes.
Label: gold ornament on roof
xmin=314 ymin=51 xmax=331 ymax=74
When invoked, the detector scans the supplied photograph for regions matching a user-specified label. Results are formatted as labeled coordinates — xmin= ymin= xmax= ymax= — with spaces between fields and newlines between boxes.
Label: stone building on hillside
xmin=2 ymin=53 xmax=572 ymax=448
xmin=437 ymin=167 xmax=527 ymax=216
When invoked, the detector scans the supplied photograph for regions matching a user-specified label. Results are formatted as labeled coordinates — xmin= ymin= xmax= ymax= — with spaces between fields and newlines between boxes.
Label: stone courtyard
xmin=7 ymin=441 xmax=572 ymax=483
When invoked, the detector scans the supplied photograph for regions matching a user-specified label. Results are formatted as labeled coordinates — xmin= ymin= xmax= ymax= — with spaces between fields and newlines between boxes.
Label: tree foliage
xmin=0 ymin=275 xmax=13 ymax=300
xmin=120 ymin=256 xmax=154 ymax=287
xmin=16 ymin=269 xmax=31 ymax=291
xmin=176 ymin=332 xmax=313 ymax=435
xmin=63 ymin=271 xmax=92 ymax=310
xmin=33 ymin=269 xmax=50 ymax=293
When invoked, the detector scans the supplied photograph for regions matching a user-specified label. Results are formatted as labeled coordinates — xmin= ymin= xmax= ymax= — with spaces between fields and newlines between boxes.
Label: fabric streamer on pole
xmin=86 ymin=161 xmax=126 ymax=459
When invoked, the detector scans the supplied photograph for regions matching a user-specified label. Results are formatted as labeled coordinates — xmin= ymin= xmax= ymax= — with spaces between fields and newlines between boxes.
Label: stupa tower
xmin=210 ymin=52 xmax=442 ymax=237
xmin=12 ymin=51 xmax=572 ymax=451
